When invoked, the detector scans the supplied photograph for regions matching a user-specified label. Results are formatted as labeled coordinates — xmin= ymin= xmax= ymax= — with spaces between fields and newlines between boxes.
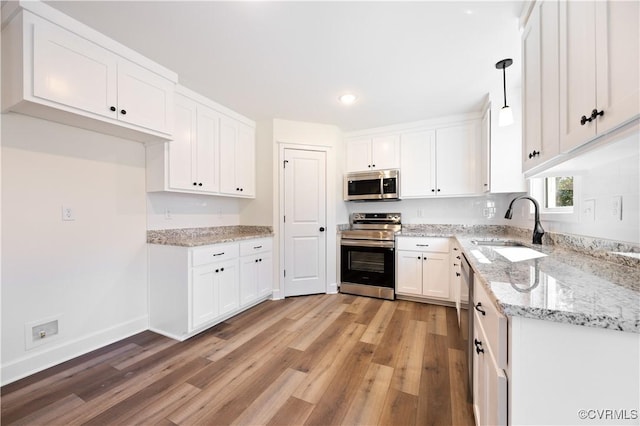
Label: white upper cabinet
xmin=146 ymin=86 xmax=254 ymax=198
xmin=480 ymin=106 xmax=491 ymax=192
xmin=399 ymin=130 xmax=436 ymax=198
xmin=522 ymin=0 xmax=560 ymax=172
xmin=436 ymin=121 xmax=480 ymax=196
xmin=559 ymin=0 xmax=639 ymax=152
xmin=2 ymin=7 xmax=177 ymax=142
xmin=397 ymin=118 xmax=483 ymax=198
xmin=219 ymin=116 xmax=256 ymax=197
xmin=345 ymin=135 xmax=400 ymax=172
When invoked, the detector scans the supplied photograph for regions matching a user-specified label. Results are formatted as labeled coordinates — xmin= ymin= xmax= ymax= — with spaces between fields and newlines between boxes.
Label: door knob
xmin=319 ymin=227 xmax=325 ymax=232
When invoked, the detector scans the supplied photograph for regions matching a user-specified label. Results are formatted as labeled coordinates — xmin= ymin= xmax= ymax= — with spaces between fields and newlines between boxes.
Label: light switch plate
xmin=611 ymin=196 xmax=623 ymax=221
xmin=582 ymin=199 xmax=595 ymax=222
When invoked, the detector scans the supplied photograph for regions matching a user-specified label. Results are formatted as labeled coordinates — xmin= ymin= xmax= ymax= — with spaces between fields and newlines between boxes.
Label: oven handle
xmin=341 ymin=239 xmax=395 ymax=249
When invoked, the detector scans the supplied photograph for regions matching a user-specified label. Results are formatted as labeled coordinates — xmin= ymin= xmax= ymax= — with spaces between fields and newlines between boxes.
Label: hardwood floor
xmin=1 ymin=294 xmax=474 ymax=426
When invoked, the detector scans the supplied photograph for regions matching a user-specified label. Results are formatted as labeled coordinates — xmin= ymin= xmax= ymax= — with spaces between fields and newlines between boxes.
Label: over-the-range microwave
xmin=344 ymin=169 xmax=400 ymax=201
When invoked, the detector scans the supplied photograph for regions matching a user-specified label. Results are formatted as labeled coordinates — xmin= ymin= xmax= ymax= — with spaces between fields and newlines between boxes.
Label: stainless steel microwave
xmin=344 ymin=169 xmax=400 ymax=201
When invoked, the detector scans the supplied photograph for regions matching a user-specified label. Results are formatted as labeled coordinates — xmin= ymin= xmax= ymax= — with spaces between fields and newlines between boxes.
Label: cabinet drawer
xmin=240 ymin=238 xmax=272 ymax=256
xmin=192 ymin=243 xmax=238 ymax=267
xmin=473 ymin=282 xmax=507 ymax=369
xmin=396 ymin=237 xmax=450 ymax=253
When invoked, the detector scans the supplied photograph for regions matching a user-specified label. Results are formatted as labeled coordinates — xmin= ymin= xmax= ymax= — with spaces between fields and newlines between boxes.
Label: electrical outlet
xmin=582 ymin=199 xmax=595 ymax=222
xmin=61 ymin=206 xmax=75 ymax=221
xmin=611 ymin=196 xmax=623 ymax=221
xmin=25 ymin=316 xmax=61 ymax=350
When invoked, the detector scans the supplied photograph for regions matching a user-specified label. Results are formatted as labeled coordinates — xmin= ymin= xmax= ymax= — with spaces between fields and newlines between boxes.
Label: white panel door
xmin=284 ymin=149 xmax=326 ymax=297
xmin=32 ymin=20 xmax=117 ymax=119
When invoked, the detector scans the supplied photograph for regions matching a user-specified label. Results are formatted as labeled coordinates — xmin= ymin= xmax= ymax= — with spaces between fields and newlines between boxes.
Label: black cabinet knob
xmin=198 ymin=183 xmax=203 ymax=186
xmin=431 ymin=189 xmax=435 ymax=192
xmin=437 ymin=189 xmax=441 ymax=192
xmin=372 ymin=164 xmax=375 ymax=167
xmin=255 ymin=259 xmax=258 ymax=263
xmin=456 ymin=256 xmax=461 ymax=260
xmin=368 ymin=165 xmax=371 ymax=168
xmin=319 ymin=227 xmax=325 ymax=232
xmin=240 ymin=188 xmax=243 ymax=192
xmin=120 ymin=109 xmax=127 ymax=115
xmin=193 ymin=182 xmax=197 ymax=186
xmin=259 ymin=258 xmax=262 ymax=262
xmin=456 ymin=272 xmax=461 ymax=277
xmin=220 ymin=267 xmax=224 ymax=272
xmin=417 ymin=256 xmax=421 ymax=260
xmin=215 ymin=269 xmax=219 ymax=273
xmin=110 ymin=106 xmax=116 ymax=112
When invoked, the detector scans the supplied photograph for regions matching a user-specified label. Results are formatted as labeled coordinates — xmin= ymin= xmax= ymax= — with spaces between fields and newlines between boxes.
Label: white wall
xmin=147 ymin=192 xmax=244 ymax=230
xmin=345 ymin=193 xmax=515 ymax=225
xmin=239 ymin=119 xmax=274 ymax=226
xmin=1 ymin=113 xmax=148 ymax=384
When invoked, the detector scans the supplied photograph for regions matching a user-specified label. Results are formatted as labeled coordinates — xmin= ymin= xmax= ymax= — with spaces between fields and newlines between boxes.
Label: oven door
xmin=340 ymin=239 xmax=395 ymax=289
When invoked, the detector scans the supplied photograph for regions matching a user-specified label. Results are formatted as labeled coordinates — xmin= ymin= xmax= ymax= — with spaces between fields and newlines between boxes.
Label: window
xmin=530 ymin=176 xmax=574 ymax=214
xmin=544 ymin=176 xmax=573 ymax=209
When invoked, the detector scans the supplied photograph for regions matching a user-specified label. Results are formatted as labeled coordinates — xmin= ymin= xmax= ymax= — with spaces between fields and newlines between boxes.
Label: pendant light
xmin=495 ymin=58 xmax=514 ymax=127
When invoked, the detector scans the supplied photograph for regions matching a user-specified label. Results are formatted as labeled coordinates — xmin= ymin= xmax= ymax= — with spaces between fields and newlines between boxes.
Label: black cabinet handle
xmin=212 ymin=252 xmax=224 ymax=257
xmin=474 ymin=338 xmax=484 ymax=354
xmin=456 ymin=256 xmax=461 ymax=260
xmin=528 ymin=150 xmax=540 ymax=159
xmin=319 ymin=227 xmax=325 ymax=232
xmin=453 ymin=247 xmax=458 ymax=251
xmin=120 ymin=109 xmax=127 ymax=115
xmin=456 ymin=272 xmax=461 ymax=277
xmin=110 ymin=106 xmax=116 ymax=112
xmin=475 ymin=302 xmax=486 ymax=316
xmin=254 ymin=246 xmax=262 ymax=250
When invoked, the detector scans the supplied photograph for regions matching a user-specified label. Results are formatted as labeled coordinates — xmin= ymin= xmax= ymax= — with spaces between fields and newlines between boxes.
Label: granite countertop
xmin=398 ymin=225 xmax=640 ymax=333
xmin=147 ymin=226 xmax=273 ymax=247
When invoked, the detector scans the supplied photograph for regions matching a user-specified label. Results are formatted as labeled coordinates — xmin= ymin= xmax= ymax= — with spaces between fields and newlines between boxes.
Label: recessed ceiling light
xmin=338 ymin=93 xmax=358 ymax=105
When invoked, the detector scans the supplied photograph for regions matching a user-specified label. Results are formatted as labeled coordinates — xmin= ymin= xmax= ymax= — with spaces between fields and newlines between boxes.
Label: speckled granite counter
xmin=147 ymin=226 xmax=273 ymax=247
xmin=398 ymin=225 xmax=640 ymax=333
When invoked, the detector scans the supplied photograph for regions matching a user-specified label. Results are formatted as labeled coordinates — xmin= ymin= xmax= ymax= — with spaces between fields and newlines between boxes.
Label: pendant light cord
xmin=502 ymin=64 xmax=508 ymax=108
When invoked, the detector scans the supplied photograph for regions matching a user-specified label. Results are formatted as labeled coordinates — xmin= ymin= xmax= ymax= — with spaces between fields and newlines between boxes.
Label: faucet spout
xmin=505 ymin=195 xmax=545 ymax=245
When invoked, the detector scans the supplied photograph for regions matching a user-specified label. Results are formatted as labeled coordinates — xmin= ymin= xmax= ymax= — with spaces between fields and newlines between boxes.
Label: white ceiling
xmin=45 ymin=1 xmax=526 ymax=131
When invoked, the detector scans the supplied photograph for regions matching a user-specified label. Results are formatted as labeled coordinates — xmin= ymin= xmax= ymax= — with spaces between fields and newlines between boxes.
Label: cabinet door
xmin=480 ymin=107 xmax=491 ymax=192
xmin=472 ymin=317 xmax=486 ymax=426
xmin=523 ymin=1 xmax=560 ymax=171
xmin=345 ymin=138 xmax=373 ymax=172
xmin=219 ymin=116 xmax=254 ymax=196
xmin=218 ymin=260 xmax=239 ymax=316
xmin=117 ymin=59 xmax=174 ymax=135
xmin=594 ymin=0 xmax=640 ymax=135
xmin=485 ymin=346 xmax=508 ymax=426
xmin=196 ymin=105 xmax=220 ymax=193
xmin=257 ymin=253 xmax=273 ymax=298
xmin=191 ymin=265 xmax=218 ymax=330
xmin=371 ymin=135 xmax=400 ymax=170
xmin=396 ymin=250 xmax=423 ymax=295
xmin=168 ymin=95 xmax=197 ymax=191
xmin=435 ymin=122 xmax=479 ymax=196
xmin=32 ymin=19 xmax=117 ymax=120
xmin=399 ymin=130 xmax=436 ymax=198
xmin=240 ymin=255 xmax=258 ymax=306
xmin=422 ymin=252 xmax=450 ymax=300
xmin=559 ymin=1 xmax=597 ymax=152
xmin=235 ymin=123 xmax=255 ymax=197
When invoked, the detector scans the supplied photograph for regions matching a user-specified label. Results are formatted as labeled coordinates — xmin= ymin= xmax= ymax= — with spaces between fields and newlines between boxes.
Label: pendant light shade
xmin=495 ymin=58 xmax=514 ymax=127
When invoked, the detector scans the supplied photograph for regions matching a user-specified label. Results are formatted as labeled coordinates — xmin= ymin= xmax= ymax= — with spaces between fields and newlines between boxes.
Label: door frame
xmin=276 ymin=142 xmax=337 ymax=300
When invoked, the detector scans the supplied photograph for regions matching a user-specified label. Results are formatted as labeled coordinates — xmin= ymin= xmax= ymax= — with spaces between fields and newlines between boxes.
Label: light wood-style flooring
xmin=1 ymin=294 xmax=474 ymax=425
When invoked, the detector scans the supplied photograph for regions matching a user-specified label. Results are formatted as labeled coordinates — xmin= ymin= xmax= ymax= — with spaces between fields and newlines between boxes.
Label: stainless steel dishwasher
xmin=460 ymin=252 xmax=474 ymax=399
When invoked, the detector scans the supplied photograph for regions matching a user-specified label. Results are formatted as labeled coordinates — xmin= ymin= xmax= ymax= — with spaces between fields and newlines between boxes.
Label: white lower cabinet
xmin=149 ymin=237 xmax=272 ymax=341
xmin=239 ymin=238 xmax=273 ymax=307
xmin=396 ymin=237 xmax=451 ymax=302
xmin=472 ymin=282 xmax=508 ymax=426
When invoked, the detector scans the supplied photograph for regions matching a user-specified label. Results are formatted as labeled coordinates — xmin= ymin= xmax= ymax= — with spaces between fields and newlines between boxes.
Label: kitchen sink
xmin=471 ymin=239 xmax=526 ymax=247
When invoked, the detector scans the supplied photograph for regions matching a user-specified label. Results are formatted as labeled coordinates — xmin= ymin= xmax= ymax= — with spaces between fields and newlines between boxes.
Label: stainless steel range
xmin=340 ymin=213 xmax=401 ymax=300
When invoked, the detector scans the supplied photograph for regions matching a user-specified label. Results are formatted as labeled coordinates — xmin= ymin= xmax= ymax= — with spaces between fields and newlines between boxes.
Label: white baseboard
xmin=1 ymin=315 xmax=148 ymax=386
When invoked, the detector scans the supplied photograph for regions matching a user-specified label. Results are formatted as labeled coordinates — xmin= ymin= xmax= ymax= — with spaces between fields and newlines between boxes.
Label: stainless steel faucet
xmin=504 ymin=195 xmax=545 ymax=244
